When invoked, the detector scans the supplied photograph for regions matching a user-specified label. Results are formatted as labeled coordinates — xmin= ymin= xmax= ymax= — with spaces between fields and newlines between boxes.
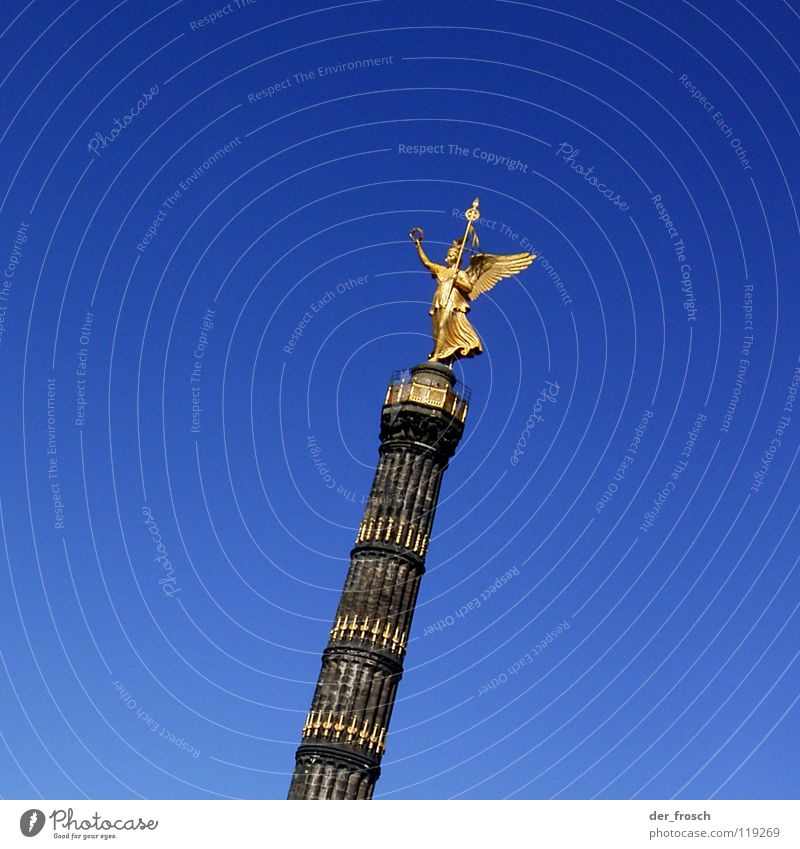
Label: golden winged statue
xmin=410 ymin=198 xmax=536 ymax=365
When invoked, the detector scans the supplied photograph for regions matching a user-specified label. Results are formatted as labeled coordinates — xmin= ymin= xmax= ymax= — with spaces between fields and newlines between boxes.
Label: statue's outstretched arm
xmin=410 ymin=228 xmax=437 ymax=272
xmin=415 ymin=238 xmax=436 ymax=272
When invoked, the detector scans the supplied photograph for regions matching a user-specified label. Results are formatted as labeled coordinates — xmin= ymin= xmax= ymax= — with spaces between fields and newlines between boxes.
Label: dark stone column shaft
xmin=288 ymin=364 xmax=468 ymax=799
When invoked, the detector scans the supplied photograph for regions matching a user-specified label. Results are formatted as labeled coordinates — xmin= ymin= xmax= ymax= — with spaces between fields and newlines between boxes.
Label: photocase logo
xmin=19 ymin=809 xmax=45 ymax=837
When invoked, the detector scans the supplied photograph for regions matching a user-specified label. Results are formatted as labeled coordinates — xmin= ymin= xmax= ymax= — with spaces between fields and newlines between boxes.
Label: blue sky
xmin=0 ymin=0 xmax=798 ymax=800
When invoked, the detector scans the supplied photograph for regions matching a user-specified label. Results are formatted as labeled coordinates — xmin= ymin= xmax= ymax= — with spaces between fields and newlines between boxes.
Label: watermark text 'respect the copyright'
xmin=399 ymin=142 xmax=529 ymax=173
xmin=0 ymin=221 xmax=28 ymax=346
xmin=189 ymin=0 xmax=256 ymax=31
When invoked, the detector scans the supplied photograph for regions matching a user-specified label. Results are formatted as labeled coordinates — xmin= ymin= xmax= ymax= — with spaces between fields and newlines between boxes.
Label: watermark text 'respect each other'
xmin=283 ymin=275 xmax=368 ymax=355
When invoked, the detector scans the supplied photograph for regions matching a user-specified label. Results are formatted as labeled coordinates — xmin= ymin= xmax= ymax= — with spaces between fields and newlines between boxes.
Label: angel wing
xmin=464 ymin=251 xmax=536 ymax=301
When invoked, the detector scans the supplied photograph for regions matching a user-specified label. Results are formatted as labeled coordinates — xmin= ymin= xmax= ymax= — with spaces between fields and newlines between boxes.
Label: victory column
xmin=288 ymin=199 xmax=535 ymax=799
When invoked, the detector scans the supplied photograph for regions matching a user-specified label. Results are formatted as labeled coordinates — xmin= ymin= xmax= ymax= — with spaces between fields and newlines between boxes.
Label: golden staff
xmin=454 ymin=197 xmax=481 ymax=269
xmin=440 ymin=197 xmax=480 ymax=310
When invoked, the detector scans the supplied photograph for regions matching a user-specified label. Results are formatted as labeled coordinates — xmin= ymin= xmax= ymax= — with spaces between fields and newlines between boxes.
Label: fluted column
xmin=288 ymin=363 xmax=468 ymax=799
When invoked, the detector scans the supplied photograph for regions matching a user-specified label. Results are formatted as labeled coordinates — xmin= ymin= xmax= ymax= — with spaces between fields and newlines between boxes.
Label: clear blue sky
xmin=0 ymin=0 xmax=798 ymax=800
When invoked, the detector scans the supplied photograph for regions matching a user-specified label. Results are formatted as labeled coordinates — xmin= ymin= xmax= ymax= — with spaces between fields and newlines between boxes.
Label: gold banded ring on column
xmin=302 ymin=710 xmax=387 ymax=754
xmin=329 ymin=614 xmax=407 ymax=656
xmin=355 ymin=519 xmax=428 ymax=555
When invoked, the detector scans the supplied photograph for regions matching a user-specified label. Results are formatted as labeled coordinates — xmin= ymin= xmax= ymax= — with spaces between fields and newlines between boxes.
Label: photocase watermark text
xmin=142 ymin=506 xmax=180 ymax=596
xmin=556 ymin=143 xmax=629 ymax=210
xmin=87 ymin=85 xmax=158 ymax=157
xmin=511 ymin=380 xmax=560 ymax=465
